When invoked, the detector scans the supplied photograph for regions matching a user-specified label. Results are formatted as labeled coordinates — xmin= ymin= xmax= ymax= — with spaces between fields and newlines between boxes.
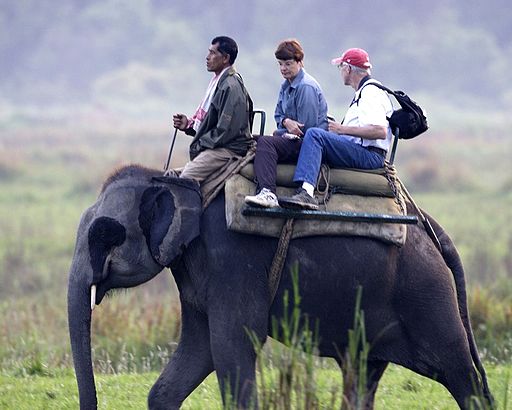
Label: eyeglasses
xmin=278 ymin=60 xmax=299 ymax=68
xmin=337 ymin=62 xmax=349 ymax=71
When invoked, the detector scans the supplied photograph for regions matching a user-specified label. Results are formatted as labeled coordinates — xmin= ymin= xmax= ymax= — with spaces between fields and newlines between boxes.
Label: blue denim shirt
xmin=274 ymin=68 xmax=328 ymax=136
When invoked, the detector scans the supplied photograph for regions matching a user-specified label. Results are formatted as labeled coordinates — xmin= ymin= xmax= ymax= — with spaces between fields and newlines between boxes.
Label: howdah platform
xmin=242 ymin=206 xmax=418 ymax=225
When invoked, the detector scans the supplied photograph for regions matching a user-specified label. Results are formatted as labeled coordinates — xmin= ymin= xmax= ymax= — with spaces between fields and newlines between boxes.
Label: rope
xmin=395 ymin=175 xmax=442 ymax=252
xmin=383 ymin=160 xmax=441 ymax=251
xmin=316 ymin=164 xmax=331 ymax=206
xmin=268 ymin=218 xmax=295 ymax=303
xmin=384 ymin=161 xmax=406 ymax=216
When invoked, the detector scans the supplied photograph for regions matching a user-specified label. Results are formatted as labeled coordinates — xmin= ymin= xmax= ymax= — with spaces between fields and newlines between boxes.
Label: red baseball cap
xmin=331 ymin=48 xmax=372 ymax=69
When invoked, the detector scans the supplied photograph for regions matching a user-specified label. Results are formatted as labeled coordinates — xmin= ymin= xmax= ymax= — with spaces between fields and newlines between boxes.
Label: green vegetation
xmin=1 ymin=2 xmax=511 ymax=408
xmin=0 ymin=121 xmax=510 ymax=407
xmin=1 ymin=363 xmax=510 ymax=409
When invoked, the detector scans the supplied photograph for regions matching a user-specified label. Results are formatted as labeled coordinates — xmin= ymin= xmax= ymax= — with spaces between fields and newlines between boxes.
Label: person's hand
xmin=172 ymin=113 xmax=188 ymax=130
xmin=328 ymin=119 xmax=344 ymax=134
xmin=282 ymin=132 xmax=301 ymax=140
xmin=283 ymin=118 xmax=304 ymax=137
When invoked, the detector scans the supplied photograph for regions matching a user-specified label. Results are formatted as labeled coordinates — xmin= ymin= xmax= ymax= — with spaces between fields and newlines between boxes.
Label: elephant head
xmin=67 ymin=165 xmax=201 ymax=409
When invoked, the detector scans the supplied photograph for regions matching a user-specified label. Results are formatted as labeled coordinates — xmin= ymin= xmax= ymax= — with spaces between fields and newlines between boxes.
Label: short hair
xmin=212 ymin=36 xmax=238 ymax=65
xmin=346 ymin=63 xmax=371 ymax=76
xmin=275 ymin=39 xmax=304 ymax=62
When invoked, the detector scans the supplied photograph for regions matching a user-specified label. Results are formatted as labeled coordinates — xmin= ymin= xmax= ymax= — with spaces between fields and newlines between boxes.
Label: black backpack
xmin=360 ymin=82 xmax=428 ymax=139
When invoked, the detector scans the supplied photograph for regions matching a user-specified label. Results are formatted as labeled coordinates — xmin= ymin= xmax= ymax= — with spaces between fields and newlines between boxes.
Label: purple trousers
xmin=253 ymin=135 xmax=302 ymax=194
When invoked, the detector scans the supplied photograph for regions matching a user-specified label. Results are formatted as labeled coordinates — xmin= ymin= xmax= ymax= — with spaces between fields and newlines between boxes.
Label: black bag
xmin=361 ymin=82 xmax=428 ymax=139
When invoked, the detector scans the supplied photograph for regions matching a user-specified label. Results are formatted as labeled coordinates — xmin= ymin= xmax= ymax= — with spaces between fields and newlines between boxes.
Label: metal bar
xmin=258 ymin=111 xmax=266 ymax=136
xmin=251 ymin=109 xmax=266 ymax=135
xmin=242 ymin=206 xmax=418 ymax=224
xmin=389 ymin=128 xmax=399 ymax=165
xmin=164 ymin=127 xmax=178 ymax=172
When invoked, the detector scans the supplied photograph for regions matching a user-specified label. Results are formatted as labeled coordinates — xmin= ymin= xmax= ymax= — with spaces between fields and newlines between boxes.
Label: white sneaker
xmin=244 ymin=188 xmax=279 ymax=208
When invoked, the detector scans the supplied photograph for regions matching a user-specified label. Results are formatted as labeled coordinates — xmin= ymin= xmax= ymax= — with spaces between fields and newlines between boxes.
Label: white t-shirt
xmin=342 ymin=80 xmax=393 ymax=152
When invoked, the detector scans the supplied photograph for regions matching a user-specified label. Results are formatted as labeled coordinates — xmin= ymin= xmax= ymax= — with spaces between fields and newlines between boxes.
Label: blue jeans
xmin=293 ymin=127 xmax=385 ymax=185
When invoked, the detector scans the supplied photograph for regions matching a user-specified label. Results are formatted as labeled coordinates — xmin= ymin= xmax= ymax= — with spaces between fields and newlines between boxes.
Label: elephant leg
xmin=363 ymin=360 xmax=389 ymax=409
xmin=398 ymin=307 xmax=489 ymax=408
xmin=440 ymin=357 xmax=487 ymax=410
xmin=208 ymin=314 xmax=266 ymax=409
xmin=148 ymin=305 xmax=214 ymax=410
xmin=213 ymin=347 xmax=258 ymax=409
xmin=339 ymin=358 xmax=388 ymax=410
xmin=399 ymin=331 xmax=485 ymax=410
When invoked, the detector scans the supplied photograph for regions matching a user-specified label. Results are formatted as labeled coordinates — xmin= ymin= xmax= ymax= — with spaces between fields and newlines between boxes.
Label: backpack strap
xmin=352 ymin=80 xmax=394 ymax=107
xmin=354 ymin=81 xmax=400 ymax=162
xmin=363 ymin=81 xmax=394 ymax=95
xmin=355 ymin=81 xmax=398 ymax=128
xmin=360 ymin=81 xmax=395 ymax=99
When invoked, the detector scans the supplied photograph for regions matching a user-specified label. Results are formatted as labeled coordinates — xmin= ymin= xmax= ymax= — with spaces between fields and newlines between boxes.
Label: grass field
xmin=0 ymin=122 xmax=511 ymax=408
xmin=0 ymin=363 xmax=510 ymax=409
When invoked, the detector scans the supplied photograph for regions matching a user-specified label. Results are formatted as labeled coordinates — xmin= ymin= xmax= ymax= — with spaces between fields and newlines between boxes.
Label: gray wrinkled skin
xmin=67 ymin=165 xmax=493 ymax=410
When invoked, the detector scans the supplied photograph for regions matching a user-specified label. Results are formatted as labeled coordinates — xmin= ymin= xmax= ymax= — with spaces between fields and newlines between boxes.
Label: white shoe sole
xmin=244 ymin=197 xmax=279 ymax=208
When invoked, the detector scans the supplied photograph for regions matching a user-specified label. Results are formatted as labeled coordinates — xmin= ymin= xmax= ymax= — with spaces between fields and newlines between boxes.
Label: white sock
xmin=302 ymin=182 xmax=315 ymax=197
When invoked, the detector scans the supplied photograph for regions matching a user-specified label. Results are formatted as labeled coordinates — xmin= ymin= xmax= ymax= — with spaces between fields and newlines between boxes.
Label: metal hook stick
xmin=164 ymin=127 xmax=178 ymax=172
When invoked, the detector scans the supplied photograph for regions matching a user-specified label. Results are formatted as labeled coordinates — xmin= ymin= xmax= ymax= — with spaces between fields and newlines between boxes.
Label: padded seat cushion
xmin=239 ymin=163 xmax=394 ymax=197
xmin=225 ymin=173 xmax=407 ymax=246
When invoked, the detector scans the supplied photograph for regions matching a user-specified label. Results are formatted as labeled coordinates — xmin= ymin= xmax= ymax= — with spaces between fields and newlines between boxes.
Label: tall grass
xmin=0 ymin=276 xmax=181 ymax=376
xmin=248 ymin=267 xmax=342 ymax=409
xmin=0 ymin=125 xmax=510 ymax=385
xmin=342 ymin=287 xmax=371 ymax=410
xmin=244 ymin=276 xmax=503 ymax=410
xmin=246 ymin=273 xmax=376 ymax=410
xmin=468 ymin=286 xmax=512 ymax=363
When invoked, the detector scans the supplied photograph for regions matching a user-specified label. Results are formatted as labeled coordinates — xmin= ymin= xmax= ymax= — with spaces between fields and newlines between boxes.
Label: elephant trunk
xmin=68 ymin=263 xmax=98 ymax=410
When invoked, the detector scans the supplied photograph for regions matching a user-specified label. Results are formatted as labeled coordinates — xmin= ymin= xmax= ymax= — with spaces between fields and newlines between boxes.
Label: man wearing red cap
xmin=279 ymin=48 xmax=393 ymax=210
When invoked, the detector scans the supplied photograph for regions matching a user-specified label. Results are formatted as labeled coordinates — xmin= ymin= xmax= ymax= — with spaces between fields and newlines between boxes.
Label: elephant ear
xmin=139 ymin=177 xmax=202 ymax=267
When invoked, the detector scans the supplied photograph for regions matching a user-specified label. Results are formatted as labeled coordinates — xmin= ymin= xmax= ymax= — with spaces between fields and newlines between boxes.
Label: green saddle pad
xmin=225 ymin=167 xmax=408 ymax=246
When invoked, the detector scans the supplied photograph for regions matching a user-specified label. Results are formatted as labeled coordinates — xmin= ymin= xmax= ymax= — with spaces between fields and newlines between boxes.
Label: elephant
xmin=67 ymin=164 xmax=493 ymax=409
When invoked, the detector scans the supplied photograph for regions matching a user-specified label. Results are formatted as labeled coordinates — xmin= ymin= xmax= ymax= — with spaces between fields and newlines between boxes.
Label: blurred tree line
xmin=1 ymin=0 xmax=512 ymax=121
